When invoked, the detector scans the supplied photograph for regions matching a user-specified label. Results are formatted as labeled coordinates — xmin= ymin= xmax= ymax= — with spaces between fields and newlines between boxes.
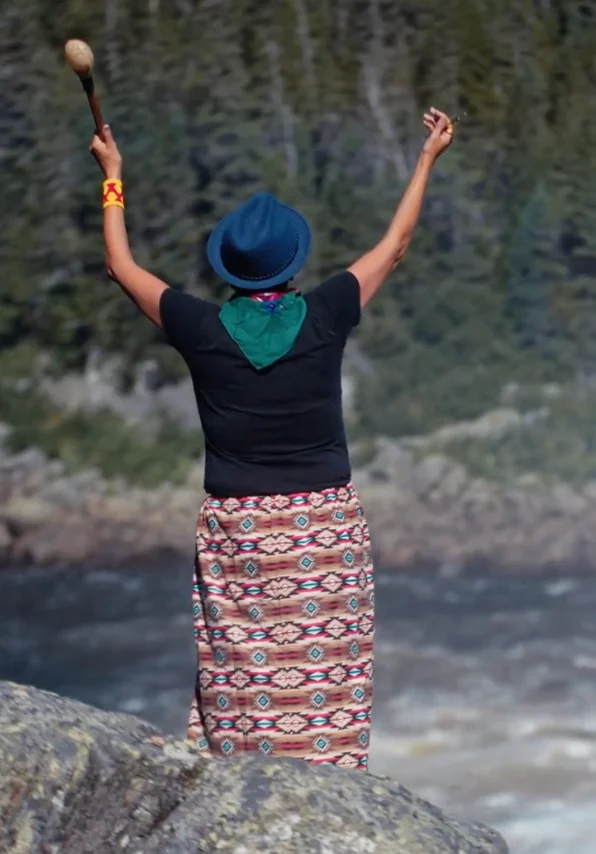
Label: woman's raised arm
xmin=348 ymin=107 xmax=454 ymax=308
xmin=90 ymin=125 xmax=168 ymax=327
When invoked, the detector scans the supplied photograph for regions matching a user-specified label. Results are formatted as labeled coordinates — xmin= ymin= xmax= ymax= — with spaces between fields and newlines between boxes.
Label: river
xmin=1 ymin=563 xmax=595 ymax=854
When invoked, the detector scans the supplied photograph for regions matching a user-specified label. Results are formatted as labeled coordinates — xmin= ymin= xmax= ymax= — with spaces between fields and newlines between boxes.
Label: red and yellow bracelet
xmin=102 ymin=178 xmax=124 ymax=210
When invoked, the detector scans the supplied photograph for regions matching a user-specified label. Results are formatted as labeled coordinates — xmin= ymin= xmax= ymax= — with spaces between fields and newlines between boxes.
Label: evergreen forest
xmin=3 ymin=0 xmax=596 ymax=482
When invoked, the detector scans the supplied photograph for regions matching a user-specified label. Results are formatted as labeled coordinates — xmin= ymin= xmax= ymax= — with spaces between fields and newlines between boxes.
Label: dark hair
xmin=231 ymin=280 xmax=291 ymax=296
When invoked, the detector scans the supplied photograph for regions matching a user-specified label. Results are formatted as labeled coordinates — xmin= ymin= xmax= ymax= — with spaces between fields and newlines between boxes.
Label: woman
xmin=90 ymin=107 xmax=453 ymax=770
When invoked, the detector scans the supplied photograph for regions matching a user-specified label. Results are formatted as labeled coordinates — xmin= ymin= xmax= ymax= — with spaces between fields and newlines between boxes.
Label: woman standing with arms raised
xmin=90 ymin=107 xmax=453 ymax=770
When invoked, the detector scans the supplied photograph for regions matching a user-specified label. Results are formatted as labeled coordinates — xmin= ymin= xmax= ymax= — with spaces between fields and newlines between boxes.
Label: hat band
xmin=224 ymin=233 xmax=299 ymax=282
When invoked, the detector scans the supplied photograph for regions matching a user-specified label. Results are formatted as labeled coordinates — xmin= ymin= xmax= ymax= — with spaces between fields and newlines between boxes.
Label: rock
xmin=102 ymin=494 xmax=147 ymax=520
xmin=0 ymin=447 xmax=47 ymax=474
xmin=412 ymin=454 xmax=453 ymax=498
xmin=13 ymin=516 xmax=98 ymax=565
xmin=0 ymin=681 xmax=508 ymax=854
xmin=516 ymin=473 xmax=541 ymax=489
xmin=0 ymin=497 xmax=56 ymax=535
xmin=425 ymin=408 xmax=523 ymax=446
xmin=365 ymin=439 xmax=416 ymax=485
xmin=542 ymin=383 xmax=562 ymax=400
xmin=550 ymin=483 xmax=587 ymax=515
xmin=46 ymin=458 xmax=66 ymax=478
xmin=521 ymin=406 xmax=549 ymax=426
xmin=163 ymin=486 xmax=198 ymax=511
xmin=0 ymin=448 xmax=51 ymax=503
xmin=437 ymin=463 xmax=468 ymax=499
xmin=460 ymin=479 xmax=496 ymax=508
xmin=0 ymin=521 xmax=11 ymax=555
xmin=37 ymin=471 xmax=105 ymax=507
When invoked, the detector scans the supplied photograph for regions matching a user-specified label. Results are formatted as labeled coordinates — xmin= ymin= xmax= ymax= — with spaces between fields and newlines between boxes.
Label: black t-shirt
xmin=159 ymin=270 xmax=361 ymax=497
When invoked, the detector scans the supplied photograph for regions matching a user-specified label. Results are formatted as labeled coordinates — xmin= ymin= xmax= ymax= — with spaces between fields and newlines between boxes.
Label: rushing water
xmin=1 ymin=563 xmax=595 ymax=854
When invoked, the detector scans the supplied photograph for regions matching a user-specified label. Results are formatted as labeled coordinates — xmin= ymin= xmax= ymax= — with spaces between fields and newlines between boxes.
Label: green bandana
xmin=219 ymin=291 xmax=307 ymax=370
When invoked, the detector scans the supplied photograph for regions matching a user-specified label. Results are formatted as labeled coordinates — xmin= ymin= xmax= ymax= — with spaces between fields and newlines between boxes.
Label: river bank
xmin=2 ymin=405 xmax=596 ymax=572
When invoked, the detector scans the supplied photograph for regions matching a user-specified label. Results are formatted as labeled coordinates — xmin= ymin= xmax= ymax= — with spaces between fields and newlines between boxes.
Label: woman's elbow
xmin=105 ymin=256 xmax=131 ymax=283
xmin=392 ymin=241 xmax=408 ymax=267
xmin=381 ymin=232 xmax=409 ymax=267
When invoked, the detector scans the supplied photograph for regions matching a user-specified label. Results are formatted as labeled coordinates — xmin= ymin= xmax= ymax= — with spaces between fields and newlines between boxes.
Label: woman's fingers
xmin=89 ymin=126 xmax=115 ymax=153
xmin=424 ymin=108 xmax=453 ymax=132
xmin=424 ymin=108 xmax=449 ymax=126
xmin=430 ymin=106 xmax=450 ymax=124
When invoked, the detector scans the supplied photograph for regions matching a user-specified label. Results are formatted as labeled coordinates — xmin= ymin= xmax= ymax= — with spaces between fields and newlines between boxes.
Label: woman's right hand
xmin=422 ymin=107 xmax=454 ymax=161
xmin=90 ymin=124 xmax=123 ymax=180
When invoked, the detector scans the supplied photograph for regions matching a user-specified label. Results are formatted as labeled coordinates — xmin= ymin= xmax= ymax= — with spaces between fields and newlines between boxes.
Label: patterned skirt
xmin=188 ymin=483 xmax=374 ymax=770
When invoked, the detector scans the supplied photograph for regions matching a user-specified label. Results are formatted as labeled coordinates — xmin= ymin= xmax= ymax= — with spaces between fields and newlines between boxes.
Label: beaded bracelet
xmin=102 ymin=178 xmax=124 ymax=210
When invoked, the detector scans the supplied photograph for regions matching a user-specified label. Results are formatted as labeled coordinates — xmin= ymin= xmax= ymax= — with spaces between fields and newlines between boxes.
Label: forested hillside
xmin=2 ymin=0 xmax=596 ymax=450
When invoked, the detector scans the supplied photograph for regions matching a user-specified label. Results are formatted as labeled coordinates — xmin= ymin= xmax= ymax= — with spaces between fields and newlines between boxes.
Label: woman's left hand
xmin=90 ymin=124 xmax=123 ymax=179
xmin=422 ymin=107 xmax=454 ymax=161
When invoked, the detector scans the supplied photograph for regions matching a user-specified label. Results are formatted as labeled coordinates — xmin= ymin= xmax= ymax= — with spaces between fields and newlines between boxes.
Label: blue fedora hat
xmin=206 ymin=192 xmax=311 ymax=290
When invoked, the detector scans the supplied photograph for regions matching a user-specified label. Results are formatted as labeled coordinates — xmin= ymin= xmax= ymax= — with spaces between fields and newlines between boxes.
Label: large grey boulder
xmin=0 ymin=681 xmax=507 ymax=854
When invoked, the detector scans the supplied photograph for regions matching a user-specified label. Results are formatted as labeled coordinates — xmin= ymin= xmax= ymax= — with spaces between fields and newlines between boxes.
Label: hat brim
xmin=206 ymin=203 xmax=311 ymax=290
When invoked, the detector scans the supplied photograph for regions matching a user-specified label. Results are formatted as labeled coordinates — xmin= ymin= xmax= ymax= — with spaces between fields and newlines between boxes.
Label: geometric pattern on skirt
xmin=188 ymin=482 xmax=374 ymax=771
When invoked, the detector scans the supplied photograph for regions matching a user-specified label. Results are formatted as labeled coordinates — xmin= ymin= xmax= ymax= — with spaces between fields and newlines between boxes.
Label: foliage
xmin=0 ymin=382 xmax=203 ymax=487
xmin=3 ymin=0 xmax=596 ymax=466
xmin=433 ymin=388 xmax=596 ymax=487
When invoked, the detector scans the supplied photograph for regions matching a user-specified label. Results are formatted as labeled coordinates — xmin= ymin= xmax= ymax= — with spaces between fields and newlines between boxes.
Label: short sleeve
xmin=309 ymin=271 xmax=361 ymax=338
xmin=159 ymin=288 xmax=209 ymax=356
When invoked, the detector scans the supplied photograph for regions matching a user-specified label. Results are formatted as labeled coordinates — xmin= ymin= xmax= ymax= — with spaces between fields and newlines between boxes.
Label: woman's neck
xmin=233 ymin=283 xmax=290 ymax=297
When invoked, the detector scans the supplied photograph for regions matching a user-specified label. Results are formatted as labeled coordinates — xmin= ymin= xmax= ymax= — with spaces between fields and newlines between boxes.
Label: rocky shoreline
xmin=0 ymin=447 xmax=200 ymax=569
xmin=356 ymin=443 xmax=596 ymax=574
xmin=1 ymin=407 xmax=596 ymax=572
